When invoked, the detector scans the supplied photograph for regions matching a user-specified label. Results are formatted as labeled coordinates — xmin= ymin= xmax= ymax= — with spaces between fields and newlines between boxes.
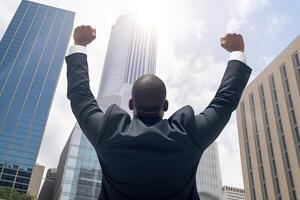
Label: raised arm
xmin=66 ymin=25 xmax=108 ymax=147
xmin=193 ymin=33 xmax=252 ymax=149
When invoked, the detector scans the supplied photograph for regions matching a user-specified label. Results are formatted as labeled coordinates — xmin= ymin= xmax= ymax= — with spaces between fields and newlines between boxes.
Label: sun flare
xmin=129 ymin=0 xmax=162 ymax=26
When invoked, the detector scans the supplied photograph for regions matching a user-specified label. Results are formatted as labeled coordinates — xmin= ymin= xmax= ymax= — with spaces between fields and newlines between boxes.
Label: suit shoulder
xmin=168 ymin=105 xmax=196 ymax=133
xmin=107 ymin=104 xmax=131 ymax=121
xmin=170 ymin=105 xmax=195 ymax=116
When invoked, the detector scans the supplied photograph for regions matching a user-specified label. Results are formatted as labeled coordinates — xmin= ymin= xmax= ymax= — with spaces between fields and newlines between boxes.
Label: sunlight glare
xmin=129 ymin=0 xmax=162 ymax=26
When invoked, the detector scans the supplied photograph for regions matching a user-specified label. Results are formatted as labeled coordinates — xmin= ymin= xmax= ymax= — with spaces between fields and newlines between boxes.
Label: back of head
xmin=131 ymin=74 xmax=167 ymax=116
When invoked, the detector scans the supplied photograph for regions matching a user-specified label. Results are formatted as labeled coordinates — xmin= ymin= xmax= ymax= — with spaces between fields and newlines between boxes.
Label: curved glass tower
xmin=98 ymin=13 xmax=156 ymax=98
xmin=196 ymin=142 xmax=223 ymax=200
xmin=53 ymin=13 xmax=157 ymax=200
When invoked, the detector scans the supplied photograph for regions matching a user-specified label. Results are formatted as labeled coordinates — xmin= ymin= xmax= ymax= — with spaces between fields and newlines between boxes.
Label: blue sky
xmin=244 ymin=0 xmax=299 ymax=73
xmin=0 ymin=0 xmax=299 ymax=189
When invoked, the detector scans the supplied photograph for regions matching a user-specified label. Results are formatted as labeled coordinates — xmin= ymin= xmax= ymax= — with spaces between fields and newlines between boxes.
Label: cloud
xmin=258 ymin=55 xmax=274 ymax=67
xmin=266 ymin=15 xmax=290 ymax=35
xmin=226 ymin=0 xmax=269 ymax=32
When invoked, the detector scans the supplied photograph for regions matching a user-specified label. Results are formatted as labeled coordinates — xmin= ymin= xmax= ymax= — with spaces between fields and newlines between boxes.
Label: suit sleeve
xmin=193 ymin=60 xmax=252 ymax=149
xmin=66 ymin=53 xmax=110 ymax=148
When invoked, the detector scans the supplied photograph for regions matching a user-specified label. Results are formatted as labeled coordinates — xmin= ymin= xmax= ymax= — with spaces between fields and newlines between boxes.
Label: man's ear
xmin=163 ymin=100 xmax=169 ymax=111
xmin=129 ymin=98 xmax=134 ymax=110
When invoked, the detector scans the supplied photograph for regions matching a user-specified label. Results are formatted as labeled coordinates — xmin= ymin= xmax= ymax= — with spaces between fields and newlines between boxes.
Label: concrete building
xmin=236 ymin=35 xmax=300 ymax=200
xmin=0 ymin=0 xmax=74 ymax=193
xmin=52 ymin=13 xmax=157 ymax=199
xmin=27 ymin=164 xmax=45 ymax=197
xmin=223 ymin=186 xmax=245 ymax=200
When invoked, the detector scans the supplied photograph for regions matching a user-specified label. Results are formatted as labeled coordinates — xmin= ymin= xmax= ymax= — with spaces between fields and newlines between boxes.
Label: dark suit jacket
xmin=66 ymin=53 xmax=251 ymax=200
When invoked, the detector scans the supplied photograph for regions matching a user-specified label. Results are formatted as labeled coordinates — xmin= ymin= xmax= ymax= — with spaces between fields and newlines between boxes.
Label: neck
xmin=136 ymin=115 xmax=162 ymax=126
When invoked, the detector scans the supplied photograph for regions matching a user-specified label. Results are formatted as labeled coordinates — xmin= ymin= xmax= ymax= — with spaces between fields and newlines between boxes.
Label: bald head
xmin=129 ymin=74 xmax=168 ymax=117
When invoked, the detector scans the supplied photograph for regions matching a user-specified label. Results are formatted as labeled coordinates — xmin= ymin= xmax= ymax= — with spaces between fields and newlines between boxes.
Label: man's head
xmin=129 ymin=74 xmax=168 ymax=118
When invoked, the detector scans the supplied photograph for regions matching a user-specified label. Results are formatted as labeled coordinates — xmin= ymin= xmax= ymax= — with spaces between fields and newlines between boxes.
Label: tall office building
xmin=222 ymin=186 xmax=245 ymax=200
xmin=0 ymin=0 xmax=75 ymax=193
xmin=236 ymin=35 xmax=300 ymax=200
xmin=52 ymin=13 xmax=157 ymax=199
xmin=196 ymin=142 xmax=223 ymax=200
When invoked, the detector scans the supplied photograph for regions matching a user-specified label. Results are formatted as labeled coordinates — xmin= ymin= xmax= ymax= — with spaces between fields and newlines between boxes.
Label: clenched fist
xmin=73 ymin=25 xmax=96 ymax=46
xmin=221 ymin=33 xmax=244 ymax=52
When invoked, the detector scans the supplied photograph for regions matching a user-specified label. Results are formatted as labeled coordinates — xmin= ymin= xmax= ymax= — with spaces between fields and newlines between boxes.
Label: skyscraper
xmin=222 ymin=186 xmax=245 ymax=200
xmin=196 ymin=142 xmax=223 ymax=200
xmin=236 ymin=35 xmax=300 ymax=200
xmin=53 ymin=13 xmax=157 ymax=199
xmin=0 ymin=0 xmax=75 ymax=193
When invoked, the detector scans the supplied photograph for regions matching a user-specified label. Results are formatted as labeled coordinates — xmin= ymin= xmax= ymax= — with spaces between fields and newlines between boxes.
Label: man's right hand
xmin=221 ymin=33 xmax=244 ymax=52
xmin=73 ymin=25 xmax=96 ymax=47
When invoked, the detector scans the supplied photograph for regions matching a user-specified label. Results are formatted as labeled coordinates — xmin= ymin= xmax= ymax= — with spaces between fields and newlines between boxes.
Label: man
xmin=66 ymin=25 xmax=251 ymax=200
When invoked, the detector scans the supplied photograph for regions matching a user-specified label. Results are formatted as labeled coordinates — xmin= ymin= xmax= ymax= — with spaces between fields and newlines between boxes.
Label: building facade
xmin=27 ymin=164 xmax=45 ymax=197
xmin=196 ymin=142 xmax=223 ymax=200
xmin=53 ymin=13 xmax=157 ymax=200
xmin=38 ymin=168 xmax=57 ymax=200
xmin=236 ymin=35 xmax=300 ymax=200
xmin=0 ymin=0 xmax=75 ymax=193
xmin=223 ymin=186 xmax=245 ymax=200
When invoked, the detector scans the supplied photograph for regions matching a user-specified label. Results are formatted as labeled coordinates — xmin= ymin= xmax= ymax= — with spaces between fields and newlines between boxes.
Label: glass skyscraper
xmin=0 ymin=0 xmax=75 ymax=193
xmin=196 ymin=142 xmax=223 ymax=200
xmin=53 ymin=13 xmax=157 ymax=199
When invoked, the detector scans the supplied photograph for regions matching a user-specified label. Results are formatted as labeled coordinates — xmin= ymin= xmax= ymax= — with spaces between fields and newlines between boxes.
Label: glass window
xmin=295 ymin=127 xmax=300 ymax=143
xmin=64 ymin=169 xmax=75 ymax=182
xmin=282 ymin=135 xmax=287 ymax=151
xmin=291 ymin=110 xmax=297 ymax=125
xmin=275 ymin=177 xmax=281 ymax=195
xmin=60 ymin=195 xmax=71 ymax=200
xmin=1 ymin=174 xmax=15 ymax=181
xmin=16 ymin=177 xmax=30 ymax=184
xmin=292 ymin=52 xmax=300 ymax=67
xmin=71 ymin=132 xmax=82 ymax=146
xmin=279 ymin=65 xmax=300 ymax=165
xmin=288 ymin=94 xmax=293 ymax=108
xmin=288 ymin=171 xmax=294 ymax=188
xmin=67 ymin=158 xmax=77 ymax=168
xmin=14 ymin=183 xmax=28 ymax=191
xmin=272 ymin=159 xmax=277 ymax=175
xmin=62 ymin=183 xmax=72 ymax=193
xmin=0 ymin=180 xmax=14 ymax=188
xmin=69 ymin=146 xmax=79 ymax=156
xmin=285 ymin=152 xmax=290 ymax=168
xmin=17 ymin=170 xmax=31 ymax=178
xmin=278 ymin=119 xmax=283 ymax=133
xmin=270 ymin=144 xmax=274 ymax=158
xmin=3 ymin=168 xmax=17 ymax=175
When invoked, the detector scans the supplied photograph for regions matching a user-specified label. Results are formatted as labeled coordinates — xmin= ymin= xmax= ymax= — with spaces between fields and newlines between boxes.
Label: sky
xmin=0 ymin=0 xmax=299 ymax=189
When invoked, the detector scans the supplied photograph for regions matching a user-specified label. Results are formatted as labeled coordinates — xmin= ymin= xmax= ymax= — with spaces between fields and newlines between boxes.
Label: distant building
xmin=196 ymin=142 xmax=223 ymax=200
xmin=236 ymin=35 xmax=300 ymax=199
xmin=223 ymin=186 xmax=245 ymax=200
xmin=0 ymin=0 xmax=74 ymax=194
xmin=38 ymin=168 xmax=57 ymax=200
xmin=52 ymin=13 xmax=157 ymax=199
xmin=27 ymin=164 xmax=45 ymax=197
